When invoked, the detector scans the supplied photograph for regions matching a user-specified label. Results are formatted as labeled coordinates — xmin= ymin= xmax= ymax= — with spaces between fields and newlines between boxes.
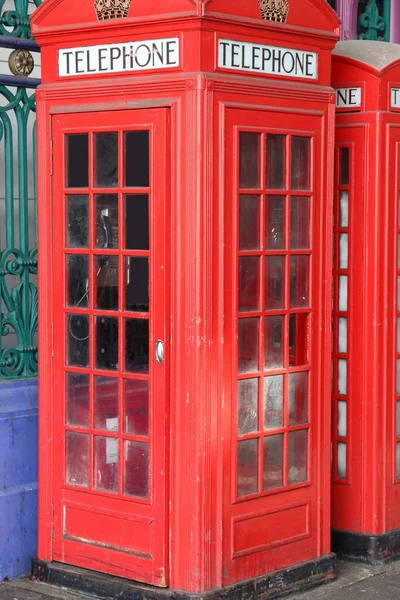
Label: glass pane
xmin=398 ymin=277 xmax=400 ymax=311
xmin=266 ymin=196 xmax=285 ymax=250
xmin=289 ymin=372 xmax=308 ymax=426
xmin=94 ymin=436 xmax=118 ymax=493
xmin=95 ymin=194 xmax=118 ymax=249
xmin=96 ymin=316 xmax=118 ymax=370
xmin=125 ymin=131 xmax=149 ymax=187
xmin=290 ymin=197 xmax=310 ymax=249
xmin=238 ymin=257 xmax=259 ymax=313
xmin=125 ymin=195 xmax=149 ymax=250
xmin=126 ymin=318 xmax=149 ymax=373
xmin=264 ymin=374 xmax=283 ymax=430
xmin=66 ymin=372 xmax=90 ymax=428
xmin=124 ymin=379 xmax=149 ymax=436
xmin=338 ymin=358 xmax=347 ymax=395
xmin=238 ymin=318 xmax=259 ymax=373
xmin=338 ymin=317 xmax=347 ymax=353
xmin=339 ymin=275 xmax=348 ymax=311
xmin=265 ymin=315 xmax=284 ymax=370
xmin=237 ymin=439 xmax=258 ymax=497
xmin=266 ymin=135 xmax=286 ymax=190
xmin=67 ymin=134 xmax=88 ymax=188
xmin=398 ymin=318 xmax=400 ymax=354
xmin=337 ymin=442 xmax=347 ymax=479
xmin=398 ymin=235 xmax=400 ymax=269
xmin=66 ymin=255 xmax=89 ymax=308
xmin=238 ymin=378 xmax=258 ymax=435
xmin=339 ymin=191 xmax=349 ymax=227
xmin=67 ymin=314 xmax=89 ymax=367
xmin=124 ymin=440 xmax=149 ymax=497
xmin=340 ymin=234 xmax=348 ymax=269
xmin=67 ymin=195 xmax=89 ymax=248
xmin=94 ymin=376 xmax=118 ymax=430
xmin=338 ymin=400 xmax=347 ymax=437
xmin=94 ymin=132 xmax=118 ymax=188
xmin=263 ymin=434 xmax=283 ymax=490
xmin=290 ymin=255 xmax=309 ymax=308
xmin=239 ymin=132 xmax=260 ymax=189
xmin=397 ymin=359 xmax=400 ymax=395
xmin=96 ymin=256 xmax=119 ymax=311
xmin=265 ymin=256 xmax=285 ymax=310
xmin=288 ymin=429 xmax=308 ymax=484
xmin=339 ymin=147 xmax=350 ymax=186
xmin=291 ymin=136 xmax=311 ymax=191
xmin=397 ymin=443 xmax=400 ymax=479
xmin=66 ymin=431 xmax=89 ymax=487
xmin=126 ymin=257 xmax=149 ymax=312
xmin=289 ymin=314 xmax=308 ymax=367
xmin=239 ymin=195 xmax=260 ymax=250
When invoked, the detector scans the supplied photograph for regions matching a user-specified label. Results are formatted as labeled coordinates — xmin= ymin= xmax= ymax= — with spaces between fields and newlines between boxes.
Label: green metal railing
xmin=0 ymin=0 xmax=41 ymax=378
xmin=358 ymin=0 xmax=391 ymax=41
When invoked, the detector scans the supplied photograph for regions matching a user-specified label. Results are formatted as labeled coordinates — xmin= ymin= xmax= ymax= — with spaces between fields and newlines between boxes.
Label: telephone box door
xmin=50 ymin=108 xmax=169 ymax=586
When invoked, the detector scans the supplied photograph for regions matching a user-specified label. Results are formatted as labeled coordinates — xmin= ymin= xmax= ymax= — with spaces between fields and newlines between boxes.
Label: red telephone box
xmin=31 ymin=0 xmax=339 ymax=597
xmin=331 ymin=41 xmax=400 ymax=563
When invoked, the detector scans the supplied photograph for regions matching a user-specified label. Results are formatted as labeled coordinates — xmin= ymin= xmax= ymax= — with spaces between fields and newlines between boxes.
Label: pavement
xmin=2 ymin=560 xmax=400 ymax=600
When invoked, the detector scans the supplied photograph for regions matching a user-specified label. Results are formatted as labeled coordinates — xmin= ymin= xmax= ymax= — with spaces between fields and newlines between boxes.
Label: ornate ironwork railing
xmin=0 ymin=0 xmax=41 ymax=378
xmin=358 ymin=0 xmax=391 ymax=41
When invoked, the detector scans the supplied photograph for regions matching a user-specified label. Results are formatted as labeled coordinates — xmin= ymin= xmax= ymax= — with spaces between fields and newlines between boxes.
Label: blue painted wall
xmin=0 ymin=379 xmax=38 ymax=580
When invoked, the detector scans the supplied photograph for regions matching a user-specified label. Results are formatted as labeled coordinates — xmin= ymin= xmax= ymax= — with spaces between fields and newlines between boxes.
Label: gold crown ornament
xmin=258 ymin=0 xmax=289 ymax=23
xmin=94 ymin=0 xmax=131 ymax=20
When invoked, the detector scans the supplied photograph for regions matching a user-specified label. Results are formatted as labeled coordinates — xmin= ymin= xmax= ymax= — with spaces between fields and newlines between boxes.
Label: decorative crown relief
xmin=258 ymin=0 xmax=289 ymax=23
xmin=94 ymin=0 xmax=131 ymax=20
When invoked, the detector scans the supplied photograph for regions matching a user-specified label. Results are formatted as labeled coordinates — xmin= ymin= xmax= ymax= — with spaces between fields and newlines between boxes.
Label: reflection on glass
xmin=339 ymin=147 xmax=350 ymax=186
xmin=397 ymin=443 xmax=400 ymax=479
xmin=398 ymin=277 xmax=400 ymax=311
xmin=66 ymin=431 xmax=89 ymax=487
xmin=340 ymin=234 xmax=348 ymax=269
xmin=67 ymin=195 xmax=89 ymax=248
xmin=288 ymin=429 xmax=308 ymax=484
xmin=338 ymin=359 xmax=347 ymax=395
xmin=265 ymin=256 xmax=285 ymax=310
xmin=94 ymin=132 xmax=118 ymax=188
xmin=289 ymin=372 xmax=308 ymax=425
xmin=94 ymin=435 xmax=118 ymax=493
xmin=239 ymin=195 xmax=260 ymax=250
xmin=290 ymin=197 xmax=310 ymax=249
xmin=67 ymin=314 xmax=89 ymax=367
xmin=67 ymin=255 xmax=89 ymax=308
xmin=289 ymin=314 xmax=308 ymax=367
xmin=239 ymin=257 xmax=259 ymax=313
xmin=95 ymin=195 xmax=118 ymax=249
xmin=238 ymin=378 xmax=258 ymax=435
xmin=125 ymin=379 xmax=149 ymax=436
xmin=266 ymin=135 xmax=286 ymax=190
xmin=397 ymin=359 xmax=400 ymax=395
xmin=94 ymin=376 xmax=118 ymax=430
xmin=398 ymin=318 xmax=400 ymax=353
xmin=266 ymin=196 xmax=285 ymax=249
xmin=339 ymin=275 xmax=348 ymax=311
xmin=125 ymin=318 xmax=149 ymax=373
xmin=264 ymin=374 xmax=283 ymax=430
xmin=265 ymin=315 xmax=284 ymax=369
xmin=338 ymin=400 xmax=347 ymax=437
xmin=67 ymin=134 xmax=88 ymax=188
xmin=126 ymin=257 xmax=149 ymax=312
xmin=66 ymin=372 xmax=90 ymax=428
xmin=124 ymin=440 xmax=149 ymax=497
xmin=96 ymin=256 xmax=119 ymax=310
xmin=337 ymin=442 xmax=347 ymax=479
xmin=338 ymin=317 xmax=347 ymax=353
xmin=263 ymin=434 xmax=283 ymax=490
xmin=291 ymin=136 xmax=311 ymax=191
xmin=238 ymin=318 xmax=259 ymax=373
xmin=239 ymin=132 xmax=260 ymax=189
xmin=125 ymin=195 xmax=149 ymax=250
xmin=96 ymin=316 xmax=118 ymax=370
xmin=237 ymin=439 xmax=258 ymax=497
xmin=290 ymin=255 xmax=309 ymax=308
xmin=125 ymin=131 xmax=149 ymax=187
xmin=339 ymin=191 xmax=349 ymax=227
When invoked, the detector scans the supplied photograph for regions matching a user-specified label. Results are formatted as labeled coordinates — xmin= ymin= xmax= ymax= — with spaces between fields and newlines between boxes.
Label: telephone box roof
xmin=333 ymin=41 xmax=400 ymax=72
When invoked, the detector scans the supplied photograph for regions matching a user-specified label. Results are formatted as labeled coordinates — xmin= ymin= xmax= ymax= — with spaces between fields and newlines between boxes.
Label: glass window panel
xmin=66 ymin=134 xmax=88 ymax=188
xmin=66 ymin=255 xmax=89 ymax=308
xmin=94 ymin=132 xmax=118 ymax=188
xmin=237 ymin=438 xmax=258 ymax=497
xmin=265 ymin=315 xmax=284 ymax=370
xmin=338 ymin=358 xmax=347 ymax=395
xmin=265 ymin=256 xmax=285 ymax=310
xmin=337 ymin=442 xmax=347 ymax=479
xmin=397 ymin=443 xmax=400 ymax=479
xmin=290 ymin=197 xmax=310 ymax=249
xmin=125 ymin=318 xmax=149 ymax=373
xmin=289 ymin=371 xmax=308 ymax=426
xmin=398 ymin=235 xmax=400 ymax=269
xmin=339 ymin=191 xmax=349 ymax=227
xmin=67 ymin=314 xmax=89 ymax=367
xmin=289 ymin=314 xmax=308 ymax=367
xmin=397 ymin=318 xmax=400 ymax=354
xmin=66 ymin=431 xmax=89 ymax=487
xmin=95 ymin=194 xmax=118 ymax=249
xmin=96 ymin=316 xmax=118 ymax=371
xmin=264 ymin=374 xmax=283 ymax=430
xmin=96 ymin=256 xmax=119 ymax=311
xmin=94 ymin=435 xmax=118 ymax=493
xmin=125 ymin=131 xmax=149 ymax=187
xmin=66 ymin=372 xmax=90 ymax=428
xmin=239 ymin=195 xmax=260 ymax=250
xmin=340 ymin=234 xmax=349 ymax=269
xmin=67 ymin=195 xmax=89 ymax=248
xmin=266 ymin=135 xmax=286 ymax=190
xmin=238 ymin=318 xmax=259 ymax=374
xmin=398 ymin=277 xmax=400 ymax=311
xmin=399 ymin=191 xmax=400 ymax=228
xmin=397 ymin=359 xmax=400 ymax=395
xmin=239 ymin=132 xmax=260 ymax=189
xmin=338 ymin=317 xmax=348 ymax=353
xmin=125 ymin=257 xmax=149 ymax=312
xmin=338 ymin=400 xmax=347 ymax=437
xmin=239 ymin=257 xmax=260 ymax=313
xmin=266 ymin=196 xmax=285 ymax=250
xmin=288 ymin=429 xmax=308 ymax=484
xmin=339 ymin=147 xmax=350 ymax=186
xmin=396 ymin=402 xmax=400 ymax=438
xmin=238 ymin=378 xmax=258 ymax=435
xmin=263 ymin=434 xmax=283 ymax=490
xmin=124 ymin=379 xmax=149 ymax=436
xmin=339 ymin=275 xmax=348 ymax=311
xmin=124 ymin=440 xmax=149 ymax=497
xmin=290 ymin=255 xmax=309 ymax=308
xmin=125 ymin=195 xmax=149 ymax=250
xmin=94 ymin=376 xmax=118 ymax=430
xmin=291 ymin=136 xmax=311 ymax=191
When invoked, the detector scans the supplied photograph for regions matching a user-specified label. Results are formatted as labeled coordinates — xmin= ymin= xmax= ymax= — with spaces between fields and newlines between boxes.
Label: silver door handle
xmin=155 ymin=340 xmax=164 ymax=364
